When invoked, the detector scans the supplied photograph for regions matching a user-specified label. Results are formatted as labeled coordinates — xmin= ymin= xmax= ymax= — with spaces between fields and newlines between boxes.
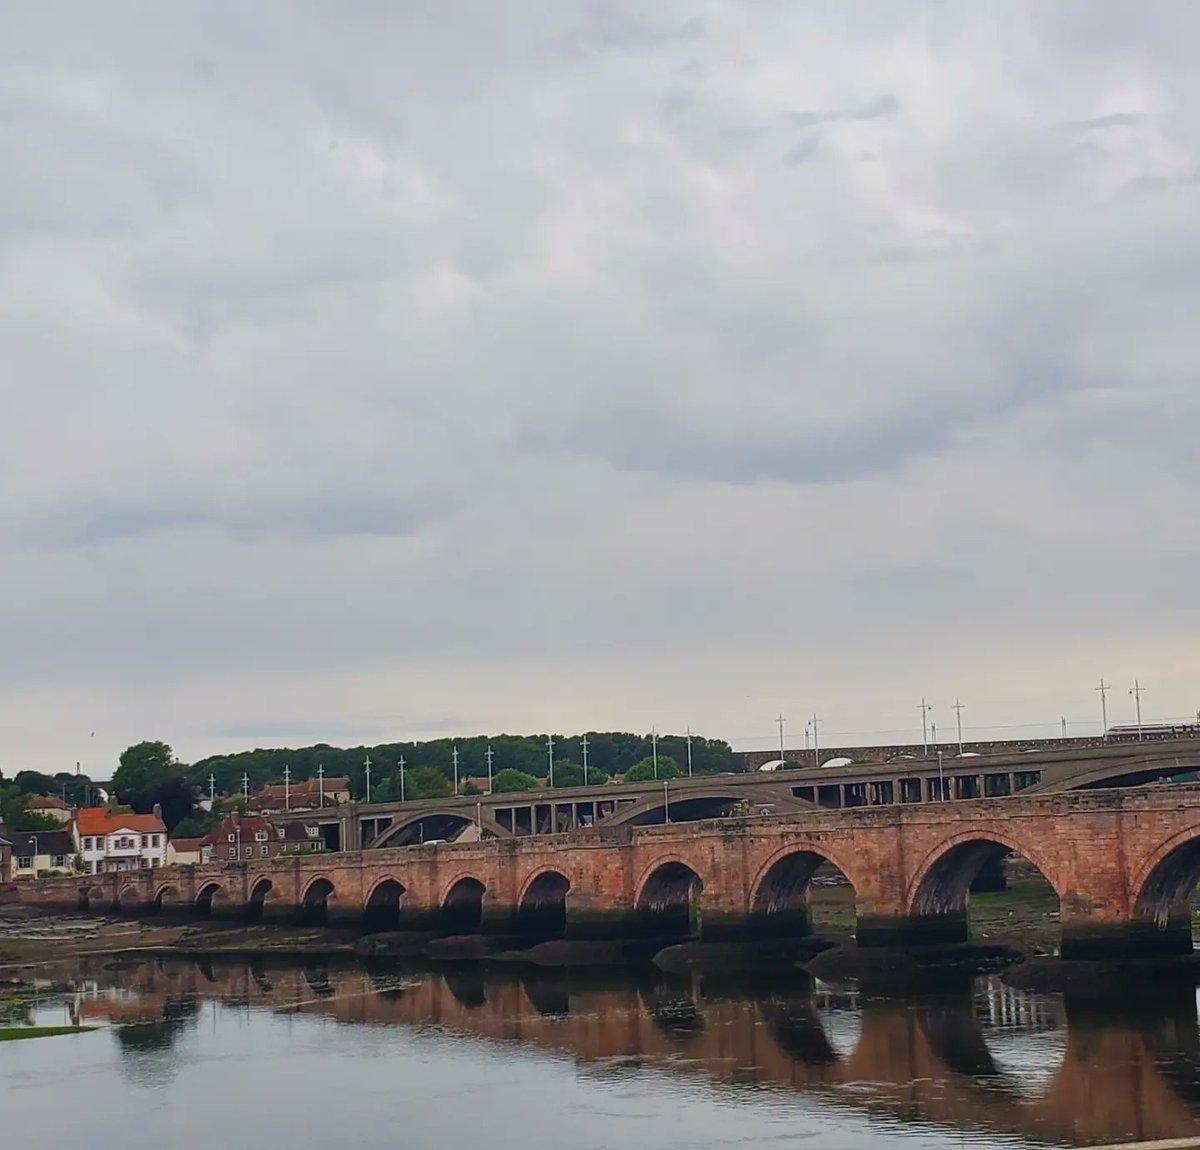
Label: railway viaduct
xmin=20 ymin=784 xmax=1200 ymax=959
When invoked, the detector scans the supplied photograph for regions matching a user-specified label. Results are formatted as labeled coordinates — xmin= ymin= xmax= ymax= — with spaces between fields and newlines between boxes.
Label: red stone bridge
xmin=20 ymin=784 xmax=1200 ymax=958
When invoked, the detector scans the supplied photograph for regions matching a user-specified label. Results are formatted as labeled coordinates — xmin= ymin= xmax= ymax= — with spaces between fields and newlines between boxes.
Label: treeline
xmin=188 ymin=731 xmax=739 ymax=801
xmin=0 ymin=770 xmax=103 ymax=832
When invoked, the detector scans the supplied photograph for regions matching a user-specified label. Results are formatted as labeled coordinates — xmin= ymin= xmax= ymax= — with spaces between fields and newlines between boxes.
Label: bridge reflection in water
xmin=56 ymin=957 xmax=1200 ymax=1148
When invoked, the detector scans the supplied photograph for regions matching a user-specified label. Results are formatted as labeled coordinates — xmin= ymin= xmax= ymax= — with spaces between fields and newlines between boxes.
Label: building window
xmin=53 ymin=855 xmax=66 ymax=868
xmin=17 ymin=856 xmax=32 ymax=869
xmin=244 ymin=846 xmax=252 ymax=858
xmin=152 ymin=835 xmax=160 ymax=847
xmin=307 ymin=827 xmax=319 ymax=838
xmin=228 ymin=847 xmax=237 ymax=859
xmin=140 ymin=857 xmax=151 ymax=869
xmin=81 ymin=836 xmax=91 ymax=850
xmin=260 ymin=845 xmax=269 ymax=857
xmin=228 ymin=834 xmax=236 ymax=842
xmin=141 ymin=835 xmax=148 ymax=848
xmin=254 ymin=831 xmax=268 ymax=842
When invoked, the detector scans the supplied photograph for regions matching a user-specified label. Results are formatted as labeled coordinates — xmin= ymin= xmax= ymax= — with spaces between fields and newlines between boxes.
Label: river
xmin=3 ymin=956 xmax=1200 ymax=1148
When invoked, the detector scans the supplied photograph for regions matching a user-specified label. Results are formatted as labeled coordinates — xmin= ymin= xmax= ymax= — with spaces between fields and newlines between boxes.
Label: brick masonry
xmin=20 ymin=785 xmax=1200 ymax=959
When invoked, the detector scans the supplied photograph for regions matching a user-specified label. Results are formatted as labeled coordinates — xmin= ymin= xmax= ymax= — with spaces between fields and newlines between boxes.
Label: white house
xmin=73 ymin=807 xmax=168 ymax=875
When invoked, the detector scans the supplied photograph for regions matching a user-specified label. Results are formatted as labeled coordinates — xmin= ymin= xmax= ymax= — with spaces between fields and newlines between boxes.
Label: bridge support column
xmin=855 ymin=913 xmax=969 ymax=948
xmin=1059 ymin=918 xmax=1193 ymax=961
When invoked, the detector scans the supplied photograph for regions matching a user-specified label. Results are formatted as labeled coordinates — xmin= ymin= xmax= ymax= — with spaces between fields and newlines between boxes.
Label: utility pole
xmin=241 ymin=772 xmax=249 ymax=800
xmin=546 ymin=735 xmax=555 ymax=789
xmin=811 ymin=713 xmax=820 ymax=768
xmin=777 ymin=713 xmax=786 ymax=765
xmin=363 ymin=753 xmax=372 ymax=804
xmin=651 ymin=727 xmax=659 ymax=780
xmin=663 ymin=779 xmax=670 ymax=824
xmin=953 ymin=699 xmax=965 ymax=754
xmin=208 ymin=773 xmax=216 ymax=804
xmin=685 ymin=727 xmax=693 ymax=777
xmin=1061 ymin=716 xmax=1067 ymax=739
xmin=1097 ymin=679 xmax=1110 ymax=739
xmin=485 ymin=745 xmax=494 ymax=793
xmin=452 ymin=746 xmax=459 ymax=794
xmin=398 ymin=755 xmax=406 ymax=803
xmin=580 ymin=735 xmax=589 ymax=776
xmin=283 ymin=765 xmax=291 ymax=812
xmin=919 ymin=699 xmax=932 ymax=754
xmin=937 ymin=750 xmax=945 ymax=801
xmin=1130 ymin=681 xmax=1145 ymax=741
xmin=317 ymin=764 xmax=325 ymax=809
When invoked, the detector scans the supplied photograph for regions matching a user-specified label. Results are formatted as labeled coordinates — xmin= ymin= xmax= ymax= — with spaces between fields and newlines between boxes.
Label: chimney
xmin=152 ymin=803 xmax=163 ymax=822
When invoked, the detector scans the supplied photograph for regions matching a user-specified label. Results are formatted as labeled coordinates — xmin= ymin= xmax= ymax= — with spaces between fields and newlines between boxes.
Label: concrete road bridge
xmin=279 ymin=737 xmax=1200 ymax=853
xmin=21 ymin=784 xmax=1200 ymax=959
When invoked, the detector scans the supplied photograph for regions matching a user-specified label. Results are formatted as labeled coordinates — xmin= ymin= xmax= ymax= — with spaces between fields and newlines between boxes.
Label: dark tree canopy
xmin=490 ymin=769 xmax=542 ymax=794
xmin=623 ymin=755 xmax=682 ymax=783
xmin=186 ymin=731 xmax=737 ymax=799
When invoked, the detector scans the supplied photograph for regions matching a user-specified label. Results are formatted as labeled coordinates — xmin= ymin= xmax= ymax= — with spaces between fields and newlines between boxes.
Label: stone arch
xmin=517 ymin=869 xmax=570 ymax=938
xmin=151 ymin=883 xmax=181 ymax=916
xmin=362 ymin=877 xmax=406 ymax=933
xmin=195 ymin=881 xmax=224 ymax=920
xmin=748 ymin=844 xmax=859 ymax=940
xmin=441 ymin=875 xmax=487 ymax=934
xmin=905 ymin=830 xmax=1062 ymax=929
xmin=1131 ymin=826 xmax=1200 ymax=943
xmin=77 ymin=885 xmax=95 ymax=911
xmin=117 ymin=884 xmax=142 ymax=913
xmin=300 ymin=876 xmax=336 ymax=926
xmin=247 ymin=877 xmax=273 ymax=923
xmin=635 ymin=857 xmax=704 ymax=939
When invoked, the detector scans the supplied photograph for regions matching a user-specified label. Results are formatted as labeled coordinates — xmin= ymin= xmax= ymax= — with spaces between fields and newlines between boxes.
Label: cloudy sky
xmin=3 ymin=2 xmax=1200 ymax=773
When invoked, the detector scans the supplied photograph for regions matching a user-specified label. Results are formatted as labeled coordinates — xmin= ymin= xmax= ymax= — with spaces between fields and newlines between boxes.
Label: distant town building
xmin=8 ymin=830 xmax=77 ymax=878
xmin=0 ymin=834 xmax=12 ymax=884
xmin=166 ymin=837 xmax=206 ymax=867
xmin=202 ymin=811 xmax=322 ymax=862
xmin=25 ymin=795 xmax=73 ymax=824
xmin=73 ymin=807 xmax=168 ymax=875
xmin=249 ymin=776 xmax=350 ymax=813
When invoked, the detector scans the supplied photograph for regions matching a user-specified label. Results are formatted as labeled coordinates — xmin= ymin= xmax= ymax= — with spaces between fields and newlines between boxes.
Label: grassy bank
xmin=0 ymin=1025 xmax=96 ymax=1042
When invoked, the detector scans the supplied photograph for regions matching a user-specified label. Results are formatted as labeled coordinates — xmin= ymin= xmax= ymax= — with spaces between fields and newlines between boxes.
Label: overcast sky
xmin=3 ymin=2 xmax=1200 ymax=773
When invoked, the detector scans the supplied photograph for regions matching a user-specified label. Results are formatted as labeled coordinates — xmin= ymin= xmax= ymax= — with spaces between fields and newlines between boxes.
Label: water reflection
xmin=16 ymin=954 xmax=1200 ymax=1147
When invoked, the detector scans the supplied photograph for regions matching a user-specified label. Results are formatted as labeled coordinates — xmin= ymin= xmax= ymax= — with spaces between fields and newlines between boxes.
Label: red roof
xmin=29 ymin=794 xmax=71 ymax=810
xmin=74 ymin=807 xmax=166 ymax=835
xmin=169 ymin=837 xmax=205 ymax=852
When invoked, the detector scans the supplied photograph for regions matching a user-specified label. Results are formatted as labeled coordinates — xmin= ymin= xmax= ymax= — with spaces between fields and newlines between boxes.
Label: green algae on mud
xmin=0 ymin=1025 xmax=96 ymax=1042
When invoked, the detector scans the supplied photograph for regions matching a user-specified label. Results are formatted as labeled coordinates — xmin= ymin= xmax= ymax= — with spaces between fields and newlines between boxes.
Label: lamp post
xmin=937 ymin=750 xmax=945 ymax=801
xmin=398 ymin=755 xmax=406 ymax=802
xmin=919 ymin=699 xmax=932 ymax=754
xmin=663 ymin=779 xmax=670 ymax=825
xmin=317 ymin=764 xmax=325 ymax=809
xmin=546 ymin=735 xmax=555 ymax=789
xmin=685 ymin=727 xmax=693 ymax=777
xmin=651 ymin=727 xmax=659 ymax=780
xmin=1130 ymin=681 xmax=1145 ymax=741
xmin=363 ymin=753 xmax=372 ymax=804
xmin=777 ymin=713 xmax=785 ymax=765
xmin=811 ymin=713 xmax=820 ymax=769
xmin=452 ymin=746 xmax=460 ymax=794
xmin=1097 ymin=679 xmax=1110 ymax=739
xmin=283 ymin=766 xmax=291 ymax=812
xmin=485 ymin=745 xmax=494 ymax=793
xmin=953 ymin=699 xmax=965 ymax=754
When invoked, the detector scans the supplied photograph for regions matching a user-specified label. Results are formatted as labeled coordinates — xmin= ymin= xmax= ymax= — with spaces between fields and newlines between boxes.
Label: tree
xmin=13 ymin=770 xmax=58 ymax=796
xmin=401 ymin=766 xmax=454 ymax=801
xmin=551 ymin=761 xmax=608 ymax=788
xmin=461 ymin=780 xmax=483 ymax=796
xmin=170 ymin=811 xmax=220 ymax=839
xmin=113 ymin=742 xmax=178 ymax=805
xmin=491 ymin=769 xmax=541 ymax=794
xmin=622 ymin=756 xmax=682 ymax=783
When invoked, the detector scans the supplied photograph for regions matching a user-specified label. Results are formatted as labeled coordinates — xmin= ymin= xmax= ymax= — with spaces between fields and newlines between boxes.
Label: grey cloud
xmin=790 ymin=94 xmax=900 ymax=130
xmin=3 ymin=1 xmax=1200 ymax=769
